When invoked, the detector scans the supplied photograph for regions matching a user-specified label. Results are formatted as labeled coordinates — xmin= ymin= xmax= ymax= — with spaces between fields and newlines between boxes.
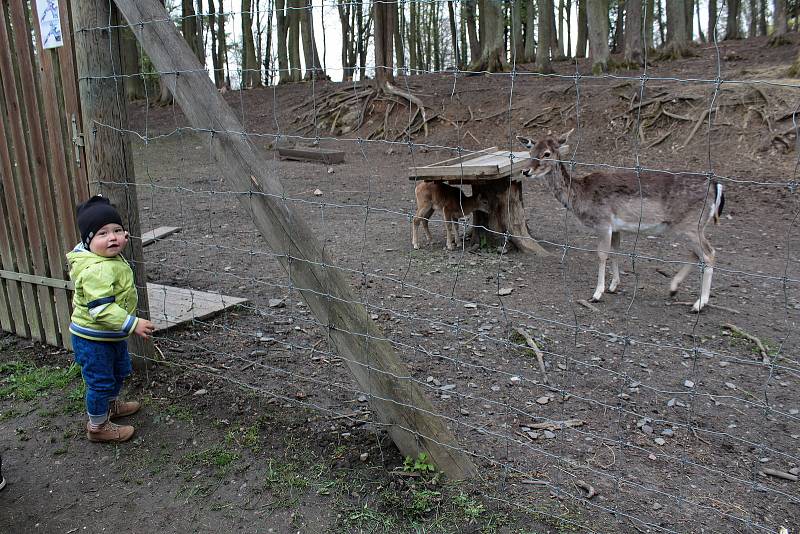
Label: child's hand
xmin=134 ymin=318 xmax=155 ymax=339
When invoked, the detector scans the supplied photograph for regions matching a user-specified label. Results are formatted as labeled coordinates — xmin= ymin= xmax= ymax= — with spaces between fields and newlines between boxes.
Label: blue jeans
xmin=72 ymin=334 xmax=132 ymax=424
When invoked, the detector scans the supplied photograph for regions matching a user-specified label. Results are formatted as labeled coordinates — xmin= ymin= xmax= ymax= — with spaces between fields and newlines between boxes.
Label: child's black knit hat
xmin=76 ymin=195 xmax=124 ymax=248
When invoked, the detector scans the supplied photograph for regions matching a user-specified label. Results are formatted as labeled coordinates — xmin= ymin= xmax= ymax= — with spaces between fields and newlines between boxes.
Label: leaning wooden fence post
xmin=70 ymin=0 xmax=155 ymax=371
xmin=112 ymin=0 xmax=476 ymax=479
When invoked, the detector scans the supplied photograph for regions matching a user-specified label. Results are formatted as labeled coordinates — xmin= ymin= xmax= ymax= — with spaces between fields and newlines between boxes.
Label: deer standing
xmin=412 ymin=181 xmax=489 ymax=251
xmin=516 ymin=131 xmax=725 ymax=312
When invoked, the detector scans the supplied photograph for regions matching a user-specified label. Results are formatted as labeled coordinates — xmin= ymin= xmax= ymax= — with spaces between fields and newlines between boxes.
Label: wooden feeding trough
xmin=409 ymin=147 xmax=548 ymax=254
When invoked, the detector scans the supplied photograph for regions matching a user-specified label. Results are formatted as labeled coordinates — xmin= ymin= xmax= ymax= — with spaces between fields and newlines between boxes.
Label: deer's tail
xmin=712 ymin=182 xmax=725 ymax=225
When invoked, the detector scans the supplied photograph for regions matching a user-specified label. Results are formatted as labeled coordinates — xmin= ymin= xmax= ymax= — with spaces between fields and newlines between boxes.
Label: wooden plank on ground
xmin=116 ymin=0 xmax=476 ymax=481
xmin=142 ymin=226 xmax=182 ymax=246
xmin=146 ymin=283 xmax=247 ymax=331
xmin=277 ymin=146 xmax=346 ymax=164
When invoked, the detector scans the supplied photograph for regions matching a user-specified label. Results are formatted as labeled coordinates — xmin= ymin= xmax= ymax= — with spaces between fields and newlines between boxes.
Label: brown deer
xmin=412 ymin=181 xmax=490 ymax=251
xmin=516 ymin=130 xmax=725 ymax=312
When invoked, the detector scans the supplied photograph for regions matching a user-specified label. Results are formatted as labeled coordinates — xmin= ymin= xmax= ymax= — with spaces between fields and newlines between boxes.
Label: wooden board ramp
xmin=409 ymin=147 xmax=531 ymax=183
xmin=141 ymin=226 xmax=182 ymax=247
xmin=146 ymin=283 xmax=247 ymax=331
xmin=277 ymin=146 xmax=346 ymax=164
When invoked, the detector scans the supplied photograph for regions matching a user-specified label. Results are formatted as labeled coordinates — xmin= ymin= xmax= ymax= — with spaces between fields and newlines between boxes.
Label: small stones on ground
xmin=440 ymin=384 xmax=456 ymax=391
xmin=509 ymin=376 xmax=521 ymax=385
xmin=359 ymin=452 xmax=369 ymax=461
xmin=498 ymin=287 xmax=513 ymax=296
xmin=684 ymin=380 xmax=695 ymax=388
xmin=268 ymin=298 xmax=286 ymax=308
xmin=641 ymin=425 xmax=654 ymax=435
xmin=789 ymin=408 xmax=799 ymax=415
xmin=648 ymin=453 xmax=657 ymax=461
xmin=491 ymin=385 xmax=501 ymax=392
xmin=464 ymin=302 xmax=478 ymax=309
xmin=725 ymin=382 xmax=737 ymax=390
xmin=789 ymin=467 xmax=800 ymax=476
xmin=654 ymin=437 xmax=666 ymax=446
xmin=460 ymin=408 xmax=470 ymax=416
xmin=357 ymin=395 xmax=368 ymax=403
xmin=327 ymin=166 xmax=335 ymax=174
xmin=193 ymin=389 xmax=207 ymax=396
xmin=543 ymin=430 xmax=556 ymax=439
xmin=313 ymin=188 xmax=323 ymax=196
xmin=536 ymin=396 xmax=550 ymax=405
xmin=652 ymin=503 xmax=663 ymax=511
xmin=661 ymin=428 xmax=674 ymax=437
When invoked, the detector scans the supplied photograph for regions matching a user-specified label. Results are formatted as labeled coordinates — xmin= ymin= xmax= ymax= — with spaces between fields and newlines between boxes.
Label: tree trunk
xmin=299 ymin=0 xmax=324 ymax=80
xmin=664 ymin=0 xmax=690 ymax=57
xmin=459 ymin=3 xmax=468 ymax=66
xmin=512 ymin=0 xmax=524 ymax=60
xmin=209 ymin=0 xmax=223 ymax=87
xmin=685 ymin=0 xmax=694 ymax=41
xmin=395 ymin=1 xmax=405 ymax=70
xmin=726 ymin=0 xmax=742 ymax=39
xmin=264 ymin=0 xmax=274 ymax=84
xmin=623 ymin=0 xmax=642 ymax=66
xmin=525 ymin=0 xmax=536 ymax=62
xmin=217 ymin=1 xmax=230 ymax=88
xmin=788 ymin=47 xmax=800 ymax=76
xmin=708 ymin=0 xmax=718 ymax=41
xmin=759 ymin=0 xmax=768 ymax=35
xmin=374 ymin=0 xmax=395 ymax=88
xmin=276 ymin=0 xmax=290 ymax=83
xmin=408 ymin=0 xmax=418 ymax=71
xmin=586 ymin=0 xmax=609 ymax=73
xmin=536 ymin=0 xmax=553 ymax=72
xmin=611 ymin=1 xmax=623 ymax=54
xmin=448 ymin=1 xmax=460 ymax=67
xmin=195 ymin=0 xmax=204 ymax=66
xmin=565 ymin=0 xmax=572 ymax=58
xmin=558 ymin=0 xmax=566 ymax=58
xmin=182 ymin=0 xmax=201 ymax=61
xmin=469 ymin=0 xmax=506 ymax=71
xmin=433 ymin=1 xmax=441 ymax=71
xmin=242 ymin=0 xmax=260 ymax=87
xmin=287 ymin=0 xmax=302 ymax=81
xmin=549 ymin=0 xmax=562 ymax=59
xmin=338 ymin=1 xmax=353 ymax=80
xmin=749 ymin=0 xmax=758 ymax=37
xmin=576 ymin=0 xmax=588 ymax=57
xmin=695 ymin=0 xmax=706 ymax=42
xmin=770 ymin=0 xmax=789 ymax=44
xmin=465 ymin=0 xmax=480 ymax=65
xmin=645 ymin=0 xmax=654 ymax=48
xmin=656 ymin=0 xmax=665 ymax=45
xmin=120 ymin=29 xmax=146 ymax=99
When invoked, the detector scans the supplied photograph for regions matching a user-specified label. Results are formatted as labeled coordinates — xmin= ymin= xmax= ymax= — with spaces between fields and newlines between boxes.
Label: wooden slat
xmin=31 ymin=0 xmax=81 ymax=254
xmin=146 ymin=283 xmax=247 ymax=331
xmin=57 ymin=0 xmax=89 ymax=199
xmin=0 ymin=4 xmax=42 ymax=341
xmin=141 ymin=226 xmax=182 ymax=246
xmin=409 ymin=164 xmax=500 ymax=179
xmin=8 ymin=2 xmax=71 ymax=346
xmin=277 ymin=146 xmax=346 ymax=164
xmin=412 ymin=146 xmax=498 ymax=169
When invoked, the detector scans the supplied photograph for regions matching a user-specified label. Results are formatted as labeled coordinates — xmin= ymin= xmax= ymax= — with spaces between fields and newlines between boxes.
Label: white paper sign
xmin=37 ymin=0 xmax=63 ymax=49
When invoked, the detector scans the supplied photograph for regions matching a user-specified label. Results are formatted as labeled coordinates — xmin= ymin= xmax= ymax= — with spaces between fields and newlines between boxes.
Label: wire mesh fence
xmin=75 ymin=0 xmax=800 ymax=531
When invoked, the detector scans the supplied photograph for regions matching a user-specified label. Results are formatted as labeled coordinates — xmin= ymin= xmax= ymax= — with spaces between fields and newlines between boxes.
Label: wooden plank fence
xmin=0 ymin=0 xmax=87 ymax=350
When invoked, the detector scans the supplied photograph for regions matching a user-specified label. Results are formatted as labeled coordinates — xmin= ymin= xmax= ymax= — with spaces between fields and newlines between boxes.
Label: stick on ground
xmin=514 ymin=327 xmax=548 ymax=383
xmin=722 ymin=323 xmax=770 ymax=363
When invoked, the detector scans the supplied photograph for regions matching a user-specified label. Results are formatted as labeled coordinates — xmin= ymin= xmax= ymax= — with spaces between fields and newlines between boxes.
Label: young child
xmin=68 ymin=195 xmax=155 ymax=443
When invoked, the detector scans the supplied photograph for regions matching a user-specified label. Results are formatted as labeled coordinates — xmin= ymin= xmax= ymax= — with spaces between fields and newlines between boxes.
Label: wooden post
xmin=70 ymin=0 xmax=155 ymax=370
xmin=111 ymin=0 xmax=476 ymax=479
xmin=472 ymin=180 xmax=549 ymax=255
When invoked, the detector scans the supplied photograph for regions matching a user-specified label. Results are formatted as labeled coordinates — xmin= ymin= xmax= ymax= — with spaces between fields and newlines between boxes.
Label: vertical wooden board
xmin=9 ymin=0 xmax=69 ymax=346
xmin=0 ymin=4 xmax=56 ymax=344
xmin=0 ymin=278 xmax=11 ymax=332
xmin=56 ymin=0 xmax=89 ymax=199
xmin=0 ymin=4 xmax=40 ymax=340
xmin=29 ymin=0 xmax=80 ymax=345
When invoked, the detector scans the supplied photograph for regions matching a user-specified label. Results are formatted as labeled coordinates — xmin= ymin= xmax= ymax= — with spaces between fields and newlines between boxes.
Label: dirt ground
xmin=2 ymin=37 xmax=800 ymax=533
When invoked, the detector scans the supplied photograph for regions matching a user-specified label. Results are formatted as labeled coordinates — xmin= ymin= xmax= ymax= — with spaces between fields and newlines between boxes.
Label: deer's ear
xmin=558 ymin=145 xmax=571 ymax=157
xmin=557 ymin=128 xmax=574 ymax=145
xmin=516 ymin=135 xmax=535 ymax=148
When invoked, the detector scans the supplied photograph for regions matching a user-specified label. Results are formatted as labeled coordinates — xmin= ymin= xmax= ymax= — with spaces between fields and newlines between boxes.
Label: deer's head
xmin=516 ymin=129 xmax=572 ymax=179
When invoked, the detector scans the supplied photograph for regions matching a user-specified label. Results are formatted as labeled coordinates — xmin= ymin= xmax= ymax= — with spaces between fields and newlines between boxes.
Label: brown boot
xmin=86 ymin=421 xmax=135 ymax=443
xmin=109 ymin=399 xmax=141 ymax=419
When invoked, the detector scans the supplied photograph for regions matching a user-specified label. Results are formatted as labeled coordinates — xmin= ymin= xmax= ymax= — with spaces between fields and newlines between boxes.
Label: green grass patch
xmin=0 ymin=361 xmax=81 ymax=401
xmin=181 ymin=446 xmax=239 ymax=474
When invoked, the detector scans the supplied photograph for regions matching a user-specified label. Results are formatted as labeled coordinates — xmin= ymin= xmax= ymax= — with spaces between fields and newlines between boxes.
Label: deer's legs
xmin=444 ymin=212 xmax=456 ymax=250
xmin=591 ymin=228 xmax=614 ymax=302
xmin=669 ymin=258 xmax=694 ymax=296
xmin=608 ymin=231 xmax=621 ymax=293
xmin=682 ymin=234 xmax=716 ymax=312
xmin=412 ymin=206 xmax=434 ymax=249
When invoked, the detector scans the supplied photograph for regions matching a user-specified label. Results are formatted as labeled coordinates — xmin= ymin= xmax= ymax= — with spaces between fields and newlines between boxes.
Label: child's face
xmin=89 ymin=223 xmax=128 ymax=257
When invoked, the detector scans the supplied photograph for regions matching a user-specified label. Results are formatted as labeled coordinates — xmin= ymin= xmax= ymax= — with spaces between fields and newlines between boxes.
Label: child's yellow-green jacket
xmin=67 ymin=243 xmax=139 ymax=341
